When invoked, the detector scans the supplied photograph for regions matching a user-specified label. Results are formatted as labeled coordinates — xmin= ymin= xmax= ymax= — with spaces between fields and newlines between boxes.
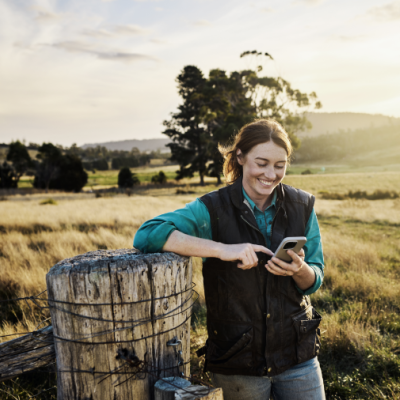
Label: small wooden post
xmin=0 ymin=326 xmax=54 ymax=382
xmin=175 ymin=386 xmax=224 ymax=400
xmin=154 ymin=377 xmax=191 ymax=400
xmin=46 ymin=249 xmax=192 ymax=400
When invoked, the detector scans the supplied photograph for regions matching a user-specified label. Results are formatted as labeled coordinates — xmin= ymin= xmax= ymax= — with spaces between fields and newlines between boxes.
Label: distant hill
xmin=300 ymin=112 xmax=400 ymax=137
xmin=294 ymin=122 xmax=400 ymax=166
xmin=81 ymin=138 xmax=171 ymax=153
xmin=80 ymin=114 xmax=400 ymax=152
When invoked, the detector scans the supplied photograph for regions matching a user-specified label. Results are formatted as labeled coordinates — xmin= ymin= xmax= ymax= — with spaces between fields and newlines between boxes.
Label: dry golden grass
xmin=284 ymin=171 xmax=400 ymax=194
xmin=315 ymin=198 xmax=400 ymax=224
xmin=0 ymin=195 xmax=203 ymax=340
xmin=1 ymin=176 xmax=400 ymax=398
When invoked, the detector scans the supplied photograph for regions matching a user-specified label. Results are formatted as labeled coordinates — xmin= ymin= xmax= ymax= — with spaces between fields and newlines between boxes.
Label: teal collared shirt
xmin=242 ymin=188 xmax=277 ymax=249
xmin=134 ymin=187 xmax=324 ymax=295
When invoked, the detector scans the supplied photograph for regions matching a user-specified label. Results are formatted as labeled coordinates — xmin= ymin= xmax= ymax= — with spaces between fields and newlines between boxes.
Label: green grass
xmin=39 ymin=198 xmax=58 ymax=205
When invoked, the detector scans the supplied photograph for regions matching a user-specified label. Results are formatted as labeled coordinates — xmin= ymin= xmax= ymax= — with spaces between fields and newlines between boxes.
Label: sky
xmin=1 ymin=0 xmax=399 ymax=146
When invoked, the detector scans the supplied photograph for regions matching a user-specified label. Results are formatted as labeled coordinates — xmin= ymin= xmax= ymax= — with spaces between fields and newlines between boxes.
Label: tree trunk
xmin=46 ymin=249 xmax=193 ymax=400
xmin=200 ymin=173 xmax=205 ymax=186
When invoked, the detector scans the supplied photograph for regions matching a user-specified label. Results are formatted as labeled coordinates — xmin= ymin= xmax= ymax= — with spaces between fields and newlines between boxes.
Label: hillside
xmin=79 ymin=113 xmax=400 ymax=153
xmin=81 ymin=138 xmax=171 ymax=153
xmin=293 ymin=123 xmax=400 ymax=167
xmin=301 ymin=112 xmax=400 ymax=137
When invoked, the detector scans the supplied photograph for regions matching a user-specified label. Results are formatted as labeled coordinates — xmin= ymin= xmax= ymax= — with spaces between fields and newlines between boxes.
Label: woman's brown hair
xmin=219 ymin=119 xmax=293 ymax=184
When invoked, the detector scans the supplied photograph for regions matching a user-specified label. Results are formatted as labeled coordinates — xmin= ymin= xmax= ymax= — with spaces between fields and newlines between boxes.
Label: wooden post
xmin=46 ymin=249 xmax=193 ymax=400
xmin=0 ymin=326 xmax=54 ymax=382
xmin=154 ymin=377 xmax=191 ymax=400
xmin=175 ymin=386 xmax=224 ymax=400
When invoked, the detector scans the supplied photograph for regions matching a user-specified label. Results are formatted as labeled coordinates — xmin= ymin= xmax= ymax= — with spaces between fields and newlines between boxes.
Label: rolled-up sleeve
xmin=133 ymin=199 xmax=211 ymax=253
xmin=295 ymin=209 xmax=324 ymax=296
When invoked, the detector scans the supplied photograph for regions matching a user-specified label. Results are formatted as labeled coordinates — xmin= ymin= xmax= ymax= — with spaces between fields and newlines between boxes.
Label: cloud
xmin=260 ymin=7 xmax=275 ymax=13
xmin=193 ymin=19 xmax=212 ymax=27
xmin=82 ymin=24 xmax=150 ymax=38
xmin=34 ymin=9 xmax=62 ymax=23
xmin=150 ymin=38 xmax=167 ymax=44
xmin=364 ymin=1 xmax=400 ymax=21
xmin=155 ymin=7 xmax=163 ymax=11
xmin=330 ymin=34 xmax=367 ymax=42
xmin=82 ymin=28 xmax=113 ymax=38
xmin=292 ymin=0 xmax=324 ymax=6
xmin=112 ymin=24 xmax=150 ymax=35
xmin=51 ymin=41 xmax=158 ymax=62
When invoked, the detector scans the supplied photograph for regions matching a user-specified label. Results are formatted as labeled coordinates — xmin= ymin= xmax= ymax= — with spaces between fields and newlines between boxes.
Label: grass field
xmin=16 ymin=158 xmax=400 ymax=190
xmin=1 ymin=172 xmax=400 ymax=399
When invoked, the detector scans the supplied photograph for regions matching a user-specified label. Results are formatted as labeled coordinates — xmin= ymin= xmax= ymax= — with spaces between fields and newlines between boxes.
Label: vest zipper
xmin=240 ymin=215 xmax=267 ymax=246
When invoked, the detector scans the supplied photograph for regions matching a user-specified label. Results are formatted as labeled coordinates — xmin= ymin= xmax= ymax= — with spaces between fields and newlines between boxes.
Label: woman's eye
xmin=257 ymin=163 xmax=267 ymax=167
xmin=275 ymin=166 xmax=284 ymax=169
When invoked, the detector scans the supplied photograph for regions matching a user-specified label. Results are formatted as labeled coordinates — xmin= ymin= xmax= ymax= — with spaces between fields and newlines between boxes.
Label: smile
xmin=258 ymin=179 xmax=274 ymax=187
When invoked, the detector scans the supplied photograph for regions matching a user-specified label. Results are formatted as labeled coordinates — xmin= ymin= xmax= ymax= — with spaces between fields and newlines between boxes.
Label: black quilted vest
xmin=199 ymin=177 xmax=322 ymax=377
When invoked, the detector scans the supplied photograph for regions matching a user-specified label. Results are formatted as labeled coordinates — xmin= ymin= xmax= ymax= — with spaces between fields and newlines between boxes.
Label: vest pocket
xmin=292 ymin=306 xmax=322 ymax=364
xmin=206 ymin=327 xmax=253 ymax=369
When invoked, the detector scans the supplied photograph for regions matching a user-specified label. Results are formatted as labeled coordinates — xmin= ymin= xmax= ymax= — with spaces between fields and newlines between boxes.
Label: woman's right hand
xmin=218 ymin=243 xmax=274 ymax=270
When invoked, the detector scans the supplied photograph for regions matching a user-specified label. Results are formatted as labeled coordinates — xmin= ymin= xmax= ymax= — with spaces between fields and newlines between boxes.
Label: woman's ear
xmin=236 ymin=149 xmax=244 ymax=166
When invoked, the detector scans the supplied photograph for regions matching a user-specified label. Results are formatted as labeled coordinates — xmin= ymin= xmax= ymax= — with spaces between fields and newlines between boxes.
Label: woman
xmin=134 ymin=119 xmax=325 ymax=400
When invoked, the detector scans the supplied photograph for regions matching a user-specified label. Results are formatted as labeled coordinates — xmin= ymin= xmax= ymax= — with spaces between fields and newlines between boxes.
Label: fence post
xmin=46 ymin=249 xmax=193 ymax=400
xmin=154 ymin=377 xmax=191 ymax=400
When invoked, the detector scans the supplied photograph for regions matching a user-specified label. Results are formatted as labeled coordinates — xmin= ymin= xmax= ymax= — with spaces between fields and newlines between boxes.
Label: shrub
xmin=35 ymin=154 xmax=88 ymax=192
xmin=0 ymin=162 xmax=18 ymax=189
xmin=118 ymin=168 xmax=140 ymax=188
xmin=151 ymin=171 xmax=167 ymax=184
xmin=301 ymin=169 xmax=313 ymax=175
xmin=40 ymin=198 xmax=58 ymax=205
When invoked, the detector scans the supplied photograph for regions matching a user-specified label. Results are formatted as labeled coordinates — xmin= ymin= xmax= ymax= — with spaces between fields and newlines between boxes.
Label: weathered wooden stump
xmin=46 ymin=249 xmax=193 ymax=400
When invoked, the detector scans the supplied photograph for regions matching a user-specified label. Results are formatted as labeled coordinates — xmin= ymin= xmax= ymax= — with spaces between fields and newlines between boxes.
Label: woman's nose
xmin=264 ymin=167 xmax=276 ymax=179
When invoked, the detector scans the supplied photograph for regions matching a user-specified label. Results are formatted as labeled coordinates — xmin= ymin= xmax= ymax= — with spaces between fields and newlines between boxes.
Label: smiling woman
xmin=134 ymin=119 xmax=325 ymax=400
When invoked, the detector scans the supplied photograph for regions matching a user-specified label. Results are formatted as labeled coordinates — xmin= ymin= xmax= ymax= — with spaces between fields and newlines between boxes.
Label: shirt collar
xmin=242 ymin=186 xmax=277 ymax=213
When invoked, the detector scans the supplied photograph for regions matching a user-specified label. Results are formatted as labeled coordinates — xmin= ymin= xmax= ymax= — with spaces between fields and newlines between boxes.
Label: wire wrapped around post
xmin=46 ymin=249 xmax=194 ymax=400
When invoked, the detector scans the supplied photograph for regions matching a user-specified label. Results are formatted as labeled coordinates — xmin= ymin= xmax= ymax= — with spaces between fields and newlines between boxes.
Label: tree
xmin=48 ymin=155 xmax=88 ymax=192
xmin=163 ymin=66 xmax=209 ymax=186
xmin=118 ymin=168 xmax=140 ymax=188
xmin=0 ymin=162 xmax=18 ymax=189
xmin=34 ymin=144 xmax=88 ymax=192
xmin=201 ymin=69 xmax=257 ymax=183
xmin=238 ymin=51 xmax=321 ymax=148
xmin=163 ymin=54 xmax=322 ymax=184
xmin=34 ymin=143 xmax=63 ymax=193
xmin=5 ymin=141 xmax=34 ymax=187
xmin=151 ymin=171 xmax=167 ymax=184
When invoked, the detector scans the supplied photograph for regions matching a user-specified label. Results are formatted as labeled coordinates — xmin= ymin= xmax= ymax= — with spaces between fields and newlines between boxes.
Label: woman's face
xmin=237 ymin=141 xmax=287 ymax=202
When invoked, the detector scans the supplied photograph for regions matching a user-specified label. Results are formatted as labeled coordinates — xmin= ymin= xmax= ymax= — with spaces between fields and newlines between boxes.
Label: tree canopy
xmin=118 ymin=168 xmax=140 ymax=188
xmin=0 ymin=141 xmax=33 ymax=188
xmin=34 ymin=143 xmax=88 ymax=192
xmin=163 ymin=53 xmax=321 ymax=184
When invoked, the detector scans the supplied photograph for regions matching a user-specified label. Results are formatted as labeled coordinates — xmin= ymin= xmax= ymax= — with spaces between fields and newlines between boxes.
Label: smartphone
xmin=273 ymin=237 xmax=307 ymax=262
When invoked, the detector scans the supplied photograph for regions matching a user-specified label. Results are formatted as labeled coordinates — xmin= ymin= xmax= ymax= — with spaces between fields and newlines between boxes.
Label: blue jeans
xmin=211 ymin=357 xmax=325 ymax=400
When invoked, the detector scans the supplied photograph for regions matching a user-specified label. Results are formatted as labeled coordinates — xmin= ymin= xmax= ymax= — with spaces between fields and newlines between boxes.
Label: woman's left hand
xmin=266 ymin=248 xmax=306 ymax=277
